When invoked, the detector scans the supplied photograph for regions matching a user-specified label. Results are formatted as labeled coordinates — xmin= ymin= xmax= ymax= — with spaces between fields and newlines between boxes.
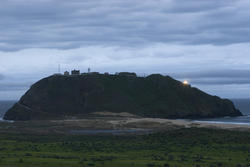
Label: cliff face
xmin=4 ymin=74 xmax=242 ymax=120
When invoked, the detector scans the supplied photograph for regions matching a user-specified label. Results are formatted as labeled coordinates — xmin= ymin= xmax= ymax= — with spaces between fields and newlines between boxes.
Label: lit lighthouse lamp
xmin=183 ymin=80 xmax=189 ymax=85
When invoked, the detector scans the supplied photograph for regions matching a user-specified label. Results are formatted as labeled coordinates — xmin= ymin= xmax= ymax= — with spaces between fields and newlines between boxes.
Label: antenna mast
xmin=58 ymin=64 xmax=61 ymax=73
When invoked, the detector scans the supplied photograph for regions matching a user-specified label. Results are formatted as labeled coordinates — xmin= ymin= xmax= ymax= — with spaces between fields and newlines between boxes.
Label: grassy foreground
xmin=0 ymin=128 xmax=250 ymax=167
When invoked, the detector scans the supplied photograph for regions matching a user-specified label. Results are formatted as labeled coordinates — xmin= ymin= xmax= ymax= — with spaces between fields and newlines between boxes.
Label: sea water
xmin=194 ymin=99 xmax=250 ymax=125
xmin=0 ymin=99 xmax=249 ymax=124
xmin=0 ymin=101 xmax=16 ymax=120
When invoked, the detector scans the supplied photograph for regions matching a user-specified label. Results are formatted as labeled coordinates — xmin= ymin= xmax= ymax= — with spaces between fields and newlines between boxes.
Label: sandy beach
xmin=108 ymin=117 xmax=250 ymax=131
xmin=1 ymin=112 xmax=250 ymax=135
xmin=50 ymin=115 xmax=250 ymax=134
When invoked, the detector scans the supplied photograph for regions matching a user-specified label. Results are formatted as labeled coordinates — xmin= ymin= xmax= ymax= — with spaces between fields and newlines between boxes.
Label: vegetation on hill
xmin=4 ymin=73 xmax=241 ymax=120
xmin=0 ymin=128 xmax=250 ymax=167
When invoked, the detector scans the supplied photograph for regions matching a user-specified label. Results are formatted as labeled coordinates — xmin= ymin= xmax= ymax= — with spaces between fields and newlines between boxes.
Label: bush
xmin=19 ymin=158 xmax=23 ymax=163
xmin=164 ymin=163 xmax=170 ymax=167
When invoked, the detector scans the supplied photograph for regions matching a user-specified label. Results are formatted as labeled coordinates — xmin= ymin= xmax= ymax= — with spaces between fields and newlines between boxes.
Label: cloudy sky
xmin=0 ymin=0 xmax=250 ymax=100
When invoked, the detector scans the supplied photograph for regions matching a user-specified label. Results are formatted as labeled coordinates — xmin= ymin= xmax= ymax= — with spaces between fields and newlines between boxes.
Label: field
xmin=0 ymin=128 xmax=250 ymax=167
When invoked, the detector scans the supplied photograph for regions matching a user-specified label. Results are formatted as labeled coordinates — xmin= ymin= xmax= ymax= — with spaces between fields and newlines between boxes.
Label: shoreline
xmin=1 ymin=116 xmax=250 ymax=134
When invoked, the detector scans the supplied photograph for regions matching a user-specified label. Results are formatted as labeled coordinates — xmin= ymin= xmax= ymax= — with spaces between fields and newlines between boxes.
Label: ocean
xmin=194 ymin=99 xmax=250 ymax=125
xmin=0 ymin=99 xmax=249 ymax=124
xmin=0 ymin=101 xmax=16 ymax=120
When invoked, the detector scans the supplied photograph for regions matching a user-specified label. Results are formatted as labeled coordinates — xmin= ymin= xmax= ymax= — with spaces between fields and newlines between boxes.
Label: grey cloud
xmin=0 ymin=74 xmax=40 ymax=92
xmin=190 ymin=78 xmax=250 ymax=85
xmin=166 ymin=0 xmax=234 ymax=13
xmin=172 ymin=69 xmax=250 ymax=78
xmin=0 ymin=83 xmax=29 ymax=91
xmin=0 ymin=0 xmax=249 ymax=51
xmin=0 ymin=74 xmax=4 ymax=80
xmin=171 ymin=69 xmax=250 ymax=85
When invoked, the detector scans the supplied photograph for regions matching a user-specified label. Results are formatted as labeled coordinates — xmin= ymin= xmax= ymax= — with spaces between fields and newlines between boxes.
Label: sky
xmin=0 ymin=0 xmax=250 ymax=100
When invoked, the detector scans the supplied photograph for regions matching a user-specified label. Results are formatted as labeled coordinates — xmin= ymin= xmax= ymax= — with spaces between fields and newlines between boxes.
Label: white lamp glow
xmin=183 ymin=80 xmax=189 ymax=85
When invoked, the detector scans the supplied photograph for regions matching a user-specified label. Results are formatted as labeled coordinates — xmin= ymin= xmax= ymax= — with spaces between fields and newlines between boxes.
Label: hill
xmin=4 ymin=73 xmax=242 ymax=120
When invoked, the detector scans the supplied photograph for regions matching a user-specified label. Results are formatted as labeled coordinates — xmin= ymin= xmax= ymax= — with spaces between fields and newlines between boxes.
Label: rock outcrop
xmin=4 ymin=73 xmax=242 ymax=120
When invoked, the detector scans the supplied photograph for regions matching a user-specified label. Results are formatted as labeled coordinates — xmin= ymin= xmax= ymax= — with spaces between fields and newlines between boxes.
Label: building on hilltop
xmin=71 ymin=69 xmax=80 ymax=75
xmin=64 ymin=71 xmax=70 ymax=76
xmin=118 ymin=72 xmax=137 ymax=77
xmin=81 ymin=73 xmax=88 ymax=76
xmin=90 ymin=72 xmax=99 ymax=75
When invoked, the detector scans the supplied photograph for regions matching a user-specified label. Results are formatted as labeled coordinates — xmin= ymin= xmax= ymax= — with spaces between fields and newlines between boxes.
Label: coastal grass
xmin=0 ymin=128 xmax=250 ymax=167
